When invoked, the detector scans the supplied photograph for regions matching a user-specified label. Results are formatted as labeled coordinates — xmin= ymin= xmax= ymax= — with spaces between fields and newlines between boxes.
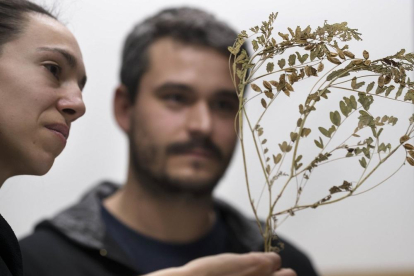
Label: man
xmin=20 ymin=7 xmax=318 ymax=276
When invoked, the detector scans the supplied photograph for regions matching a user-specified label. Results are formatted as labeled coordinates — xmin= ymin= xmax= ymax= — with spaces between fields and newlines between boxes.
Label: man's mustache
xmin=166 ymin=138 xmax=223 ymax=159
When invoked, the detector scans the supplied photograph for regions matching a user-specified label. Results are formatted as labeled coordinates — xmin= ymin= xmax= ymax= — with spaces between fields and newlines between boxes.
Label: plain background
xmin=0 ymin=0 xmax=413 ymax=275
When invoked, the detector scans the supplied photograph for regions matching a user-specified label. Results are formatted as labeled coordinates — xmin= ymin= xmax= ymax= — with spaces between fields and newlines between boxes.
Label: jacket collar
xmin=38 ymin=181 xmax=264 ymax=267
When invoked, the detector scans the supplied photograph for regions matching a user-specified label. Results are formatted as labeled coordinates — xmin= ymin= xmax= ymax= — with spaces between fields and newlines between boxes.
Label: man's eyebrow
xmin=155 ymin=83 xmax=194 ymax=93
xmin=37 ymin=47 xmax=87 ymax=91
xmin=37 ymin=47 xmax=77 ymax=68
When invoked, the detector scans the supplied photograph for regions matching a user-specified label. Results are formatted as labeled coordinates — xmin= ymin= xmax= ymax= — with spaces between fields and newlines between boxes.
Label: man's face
xmin=128 ymin=38 xmax=238 ymax=197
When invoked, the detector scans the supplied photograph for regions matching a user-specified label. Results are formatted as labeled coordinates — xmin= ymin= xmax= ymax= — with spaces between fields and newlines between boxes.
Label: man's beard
xmin=129 ymin=127 xmax=231 ymax=199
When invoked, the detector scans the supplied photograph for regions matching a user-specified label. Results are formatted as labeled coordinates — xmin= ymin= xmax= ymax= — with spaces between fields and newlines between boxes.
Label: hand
xmin=143 ymin=252 xmax=297 ymax=276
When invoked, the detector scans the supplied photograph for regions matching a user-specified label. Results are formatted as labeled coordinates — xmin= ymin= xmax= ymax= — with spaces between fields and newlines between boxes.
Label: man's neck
xmin=103 ymin=167 xmax=216 ymax=243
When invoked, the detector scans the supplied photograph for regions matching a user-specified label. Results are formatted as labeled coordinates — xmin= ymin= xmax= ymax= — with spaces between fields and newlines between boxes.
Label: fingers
xmin=142 ymin=253 xmax=297 ymax=276
xmin=182 ymin=252 xmax=283 ymax=276
xmin=273 ymin=268 xmax=297 ymax=276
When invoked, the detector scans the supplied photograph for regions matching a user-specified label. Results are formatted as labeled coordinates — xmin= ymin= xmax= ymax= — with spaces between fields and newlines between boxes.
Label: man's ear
xmin=114 ymin=84 xmax=133 ymax=133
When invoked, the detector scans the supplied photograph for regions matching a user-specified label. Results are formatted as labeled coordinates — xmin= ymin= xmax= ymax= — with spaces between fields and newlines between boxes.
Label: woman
xmin=0 ymin=1 xmax=86 ymax=275
xmin=0 ymin=1 xmax=293 ymax=275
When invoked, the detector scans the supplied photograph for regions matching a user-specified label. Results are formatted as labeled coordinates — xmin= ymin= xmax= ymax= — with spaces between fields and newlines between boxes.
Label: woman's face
xmin=0 ymin=13 xmax=86 ymax=178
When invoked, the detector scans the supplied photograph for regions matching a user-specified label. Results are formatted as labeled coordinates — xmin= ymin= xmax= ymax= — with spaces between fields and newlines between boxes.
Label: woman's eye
xmin=44 ymin=64 xmax=61 ymax=80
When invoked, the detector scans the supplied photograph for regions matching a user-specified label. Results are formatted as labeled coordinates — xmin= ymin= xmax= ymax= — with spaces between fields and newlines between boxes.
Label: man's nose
xmin=57 ymin=84 xmax=86 ymax=123
xmin=186 ymin=102 xmax=213 ymax=137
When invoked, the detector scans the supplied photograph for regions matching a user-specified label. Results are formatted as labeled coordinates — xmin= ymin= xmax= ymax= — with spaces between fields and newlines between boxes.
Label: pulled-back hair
xmin=0 ymin=0 xmax=56 ymax=52
xmin=120 ymin=7 xmax=238 ymax=102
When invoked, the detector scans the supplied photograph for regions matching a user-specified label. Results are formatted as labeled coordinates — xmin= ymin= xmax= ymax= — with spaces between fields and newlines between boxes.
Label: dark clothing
xmin=20 ymin=182 xmax=319 ymax=276
xmin=101 ymin=204 xmax=230 ymax=274
xmin=0 ymin=214 xmax=23 ymax=276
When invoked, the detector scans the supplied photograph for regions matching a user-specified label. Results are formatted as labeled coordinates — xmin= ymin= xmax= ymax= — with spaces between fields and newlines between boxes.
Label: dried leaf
xmin=261 ymin=98 xmax=267 ymax=108
xmin=329 ymin=186 xmax=341 ymax=194
xmin=266 ymin=62 xmax=274 ymax=73
xmin=343 ymin=51 xmax=355 ymax=58
xmin=359 ymin=157 xmax=367 ymax=168
xmin=273 ymin=154 xmax=282 ymax=165
xmin=278 ymin=59 xmax=286 ymax=69
xmin=327 ymin=56 xmax=341 ymax=65
xmin=251 ymin=83 xmax=262 ymax=93
xmin=366 ymin=82 xmax=375 ymax=93
xmin=268 ymin=81 xmax=278 ymax=88
xmin=352 ymin=59 xmax=363 ymax=65
xmin=407 ymin=157 xmax=414 ymax=166
xmin=319 ymin=127 xmax=331 ymax=138
xmin=265 ymin=91 xmax=274 ymax=99
xmin=263 ymin=80 xmax=272 ymax=90
xmin=288 ymin=54 xmax=296 ymax=66
xmin=330 ymin=111 xmax=341 ymax=127
xmin=285 ymin=83 xmax=294 ymax=92
xmin=301 ymin=128 xmax=311 ymax=137
xmin=378 ymin=75 xmax=385 ymax=88
xmin=403 ymin=143 xmax=414 ymax=150
xmin=400 ymin=135 xmax=410 ymax=144
xmin=317 ymin=62 xmax=324 ymax=72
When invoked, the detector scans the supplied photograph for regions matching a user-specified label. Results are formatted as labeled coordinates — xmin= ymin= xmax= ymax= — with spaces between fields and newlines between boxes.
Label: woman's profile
xmin=0 ymin=0 xmax=86 ymax=275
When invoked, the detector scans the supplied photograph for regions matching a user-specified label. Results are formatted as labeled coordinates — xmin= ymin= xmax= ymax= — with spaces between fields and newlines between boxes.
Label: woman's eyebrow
xmin=37 ymin=47 xmax=77 ymax=68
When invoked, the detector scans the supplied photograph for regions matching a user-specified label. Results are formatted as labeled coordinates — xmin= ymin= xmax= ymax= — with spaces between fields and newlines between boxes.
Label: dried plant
xmin=229 ymin=12 xmax=414 ymax=252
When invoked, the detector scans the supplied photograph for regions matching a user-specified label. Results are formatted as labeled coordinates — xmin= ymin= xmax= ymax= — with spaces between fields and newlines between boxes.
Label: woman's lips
xmin=45 ymin=123 xmax=69 ymax=144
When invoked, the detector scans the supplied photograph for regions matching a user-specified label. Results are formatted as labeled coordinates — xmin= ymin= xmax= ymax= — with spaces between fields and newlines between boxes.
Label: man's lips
xmin=45 ymin=123 xmax=70 ymax=142
xmin=177 ymin=148 xmax=216 ymax=159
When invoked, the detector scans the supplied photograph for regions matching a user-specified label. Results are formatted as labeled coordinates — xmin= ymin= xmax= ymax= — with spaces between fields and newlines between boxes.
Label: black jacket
xmin=20 ymin=182 xmax=319 ymax=276
xmin=0 ymin=214 xmax=23 ymax=276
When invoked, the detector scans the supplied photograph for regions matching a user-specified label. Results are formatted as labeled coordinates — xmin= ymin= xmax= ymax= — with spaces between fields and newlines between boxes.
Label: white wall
xmin=0 ymin=0 xmax=413 ymax=274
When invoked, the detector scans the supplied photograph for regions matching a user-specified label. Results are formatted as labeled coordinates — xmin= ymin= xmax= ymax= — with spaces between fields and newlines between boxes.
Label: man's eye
xmin=212 ymin=100 xmax=238 ymax=112
xmin=44 ymin=64 xmax=61 ymax=80
xmin=164 ymin=94 xmax=186 ymax=103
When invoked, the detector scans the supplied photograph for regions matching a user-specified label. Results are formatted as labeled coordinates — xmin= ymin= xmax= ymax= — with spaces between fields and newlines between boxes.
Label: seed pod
xmin=378 ymin=75 xmax=385 ymax=88
xmin=305 ymin=65 xmax=312 ymax=77
xmin=284 ymin=68 xmax=297 ymax=73
xmin=270 ymin=80 xmax=279 ymax=87
xmin=338 ymin=50 xmax=346 ymax=60
xmin=400 ymin=135 xmax=410 ymax=144
xmin=364 ymin=60 xmax=371 ymax=66
xmin=329 ymin=52 xmax=338 ymax=57
xmin=403 ymin=143 xmax=414 ymax=150
xmin=317 ymin=62 xmax=324 ymax=72
xmin=406 ymin=157 xmax=414 ymax=166
xmin=409 ymin=151 xmax=414 ymax=159
xmin=251 ymin=83 xmax=262 ymax=93
xmin=305 ymin=44 xmax=315 ymax=50
xmin=352 ymin=59 xmax=363 ymax=65
xmin=363 ymin=50 xmax=369 ymax=59
xmin=299 ymin=69 xmax=305 ymax=79
xmin=327 ymin=56 xmax=341 ymax=65
xmin=384 ymin=75 xmax=392 ymax=85
xmin=285 ymin=83 xmax=294 ymax=92
xmin=344 ymin=51 xmax=355 ymax=58
xmin=263 ymin=80 xmax=272 ymax=90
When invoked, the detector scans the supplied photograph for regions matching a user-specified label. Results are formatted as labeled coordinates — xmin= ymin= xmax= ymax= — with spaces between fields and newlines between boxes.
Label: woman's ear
xmin=113 ymin=84 xmax=133 ymax=133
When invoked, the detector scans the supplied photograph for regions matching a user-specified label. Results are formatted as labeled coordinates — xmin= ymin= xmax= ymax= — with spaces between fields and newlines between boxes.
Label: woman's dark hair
xmin=0 ymin=0 xmax=56 ymax=51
